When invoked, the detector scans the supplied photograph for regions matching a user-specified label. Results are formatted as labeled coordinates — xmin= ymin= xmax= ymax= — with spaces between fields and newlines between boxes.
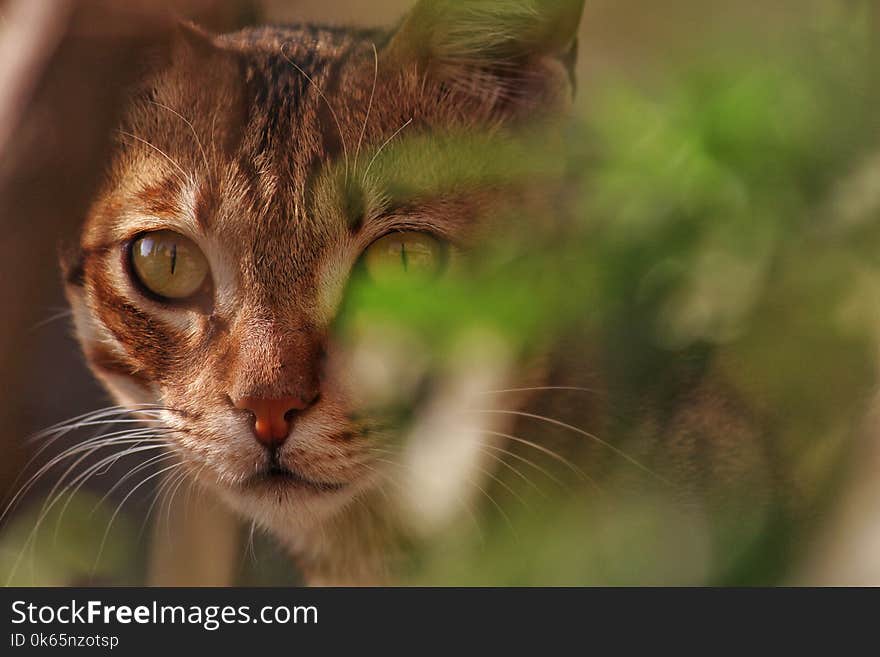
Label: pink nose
xmin=233 ymin=396 xmax=308 ymax=447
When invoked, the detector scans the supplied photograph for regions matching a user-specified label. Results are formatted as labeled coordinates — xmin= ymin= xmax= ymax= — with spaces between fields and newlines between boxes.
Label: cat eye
xmin=362 ymin=232 xmax=446 ymax=282
xmin=129 ymin=230 xmax=209 ymax=300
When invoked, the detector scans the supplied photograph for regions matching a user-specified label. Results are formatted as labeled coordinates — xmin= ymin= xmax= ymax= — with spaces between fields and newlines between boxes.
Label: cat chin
xmin=202 ymin=465 xmax=375 ymax=533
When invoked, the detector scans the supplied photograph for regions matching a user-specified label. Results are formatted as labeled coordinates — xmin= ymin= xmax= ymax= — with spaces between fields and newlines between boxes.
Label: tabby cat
xmin=61 ymin=0 xmax=588 ymax=584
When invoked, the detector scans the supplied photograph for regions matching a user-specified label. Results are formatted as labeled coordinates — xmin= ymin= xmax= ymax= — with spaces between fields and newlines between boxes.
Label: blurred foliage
xmin=390 ymin=1 xmax=880 ymax=585
xmin=0 ymin=492 xmax=140 ymax=586
xmin=3 ymin=0 xmax=880 ymax=586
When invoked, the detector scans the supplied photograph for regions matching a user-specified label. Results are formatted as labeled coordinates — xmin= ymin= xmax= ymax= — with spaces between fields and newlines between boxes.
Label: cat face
xmin=63 ymin=1 xmax=583 ymax=533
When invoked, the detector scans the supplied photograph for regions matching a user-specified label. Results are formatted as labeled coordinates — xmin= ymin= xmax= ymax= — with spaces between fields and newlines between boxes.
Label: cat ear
xmin=132 ymin=20 xmax=240 ymax=108
xmin=146 ymin=20 xmax=226 ymax=72
xmin=133 ymin=20 xmax=227 ymax=79
xmin=172 ymin=21 xmax=222 ymax=59
xmin=385 ymin=0 xmax=585 ymax=111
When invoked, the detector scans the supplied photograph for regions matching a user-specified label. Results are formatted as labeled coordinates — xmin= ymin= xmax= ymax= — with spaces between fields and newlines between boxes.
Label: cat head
xmin=62 ymin=0 xmax=584 ymax=533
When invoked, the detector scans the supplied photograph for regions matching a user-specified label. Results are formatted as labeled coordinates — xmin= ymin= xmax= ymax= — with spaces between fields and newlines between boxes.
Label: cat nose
xmin=233 ymin=395 xmax=314 ymax=448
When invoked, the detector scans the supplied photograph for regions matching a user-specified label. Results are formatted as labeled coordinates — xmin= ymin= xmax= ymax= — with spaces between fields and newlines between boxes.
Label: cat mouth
xmin=244 ymin=465 xmax=347 ymax=494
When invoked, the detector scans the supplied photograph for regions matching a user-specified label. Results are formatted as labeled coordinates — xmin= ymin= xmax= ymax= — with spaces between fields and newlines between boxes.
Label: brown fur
xmin=63 ymin=1 xmax=584 ymax=584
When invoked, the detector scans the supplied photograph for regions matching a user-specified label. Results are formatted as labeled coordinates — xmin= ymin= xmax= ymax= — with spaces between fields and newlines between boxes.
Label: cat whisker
xmin=9 ymin=414 xmax=150 ymax=513
xmin=368 ymin=442 xmax=530 ymax=535
xmin=362 ymin=117 xmax=413 ymax=186
xmin=477 ymin=428 xmax=597 ymax=491
xmin=161 ymin=467 xmax=192 ymax=544
xmin=370 ymin=455 xmax=493 ymax=543
xmin=146 ymin=468 xmax=183 ymax=547
xmin=19 ymin=427 xmax=162 ymax=493
xmin=3 ymin=439 xmax=171 ymax=586
xmin=28 ymin=417 xmax=165 ymax=446
xmin=471 ymin=409 xmax=671 ymax=486
xmin=181 ymin=463 xmax=204 ymax=523
xmin=479 ymin=385 xmax=600 ymax=396
xmin=472 ymin=460 xmax=530 ymax=511
xmin=116 ymin=129 xmax=192 ymax=188
xmin=363 ymin=446 xmax=400 ymax=458
xmin=148 ymin=100 xmax=212 ymax=185
xmin=88 ymin=449 xmax=176 ymax=520
xmin=90 ymin=437 xmax=168 ymax=479
xmin=54 ymin=447 xmax=174 ymax=545
xmin=16 ymin=429 xmax=158 ymax=506
xmin=137 ymin=461 xmax=202 ymax=544
xmin=152 ymin=405 xmax=201 ymax=421
xmin=477 ymin=444 xmax=549 ymax=499
xmin=1 ymin=429 xmax=166 ymax=525
xmin=135 ymin=468 xmax=177 ymax=546
xmin=24 ymin=411 xmax=167 ymax=468
xmin=91 ymin=462 xmax=183 ymax=578
xmin=482 ymin=442 xmax=566 ymax=489
xmin=137 ymin=458 xmax=184 ymax=542
xmin=24 ymin=421 xmax=165 ymax=488
xmin=28 ymin=404 xmax=164 ymax=443
xmin=53 ymin=438 xmax=169 ymax=502
xmin=29 ymin=308 xmax=73 ymax=332
xmin=469 ymin=473 xmax=517 ymax=539
xmin=354 ymin=42 xmax=379 ymax=170
xmin=354 ymin=460 xmax=394 ymax=507
xmin=280 ymin=43 xmax=351 ymax=183
xmin=43 ymin=439 xmax=171 ymax=539
xmin=245 ymin=519 xmax=259 ymax=567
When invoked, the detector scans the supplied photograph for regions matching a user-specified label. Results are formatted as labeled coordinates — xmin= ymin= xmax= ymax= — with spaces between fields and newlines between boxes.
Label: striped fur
xmin=62 ymin=2 xmax=583 ymax=584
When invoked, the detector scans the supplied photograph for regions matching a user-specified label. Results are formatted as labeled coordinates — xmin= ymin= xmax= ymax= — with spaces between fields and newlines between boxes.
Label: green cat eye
xmin=130 ymin=230 xmax=209 ymax=300
xmin=363 ymin=232 xmax=446 ymax=282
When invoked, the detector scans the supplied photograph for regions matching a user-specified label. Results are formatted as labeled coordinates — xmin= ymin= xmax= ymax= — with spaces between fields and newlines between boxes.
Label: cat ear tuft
xmin=386 ymin=0 xmax=585 ymax=109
